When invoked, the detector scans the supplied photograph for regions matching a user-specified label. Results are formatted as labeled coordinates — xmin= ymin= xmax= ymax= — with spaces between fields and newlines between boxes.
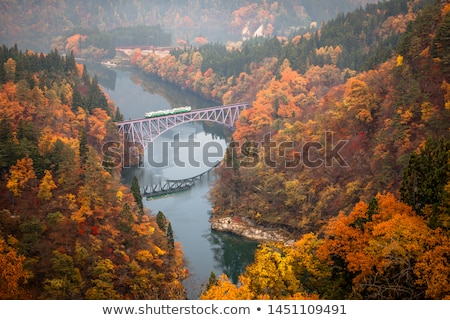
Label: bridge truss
xmin=142 ymin=161 xmax=220 ymax=198
xmin=117 ymin=102 xmax=249 ymax=145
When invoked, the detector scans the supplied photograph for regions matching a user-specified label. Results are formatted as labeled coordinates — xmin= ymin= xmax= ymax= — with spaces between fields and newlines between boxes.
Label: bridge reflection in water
xmin=142 ymin=161 xmax=220 ymax=198
xmin=119 ymin=103 xmax=249 ymax=198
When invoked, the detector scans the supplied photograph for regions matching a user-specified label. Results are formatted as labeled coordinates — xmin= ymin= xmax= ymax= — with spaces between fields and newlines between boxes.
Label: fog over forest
xmin=1 ymin=0 xmax=379 ymax=52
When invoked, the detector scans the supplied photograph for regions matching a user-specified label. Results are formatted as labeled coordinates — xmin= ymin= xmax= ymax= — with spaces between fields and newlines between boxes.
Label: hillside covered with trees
xmin=1 ymin=0 xmax=449 ymax=301
xmin=0 ymin=0 xmax=378 ymax=53
xmin=129 ymin=0 xmax=450 ymax=299
xmin=0 ymin=46 xmax=187 ymax=299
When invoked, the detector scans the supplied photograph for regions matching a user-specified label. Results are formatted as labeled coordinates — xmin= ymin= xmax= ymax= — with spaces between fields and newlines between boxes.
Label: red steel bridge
xmin=117 ymin=102 xmax=249 ymax=145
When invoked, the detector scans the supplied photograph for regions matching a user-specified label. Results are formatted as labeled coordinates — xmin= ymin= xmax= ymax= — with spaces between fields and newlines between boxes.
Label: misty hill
xmin=1 ymin=0 xmax=379 ymax=52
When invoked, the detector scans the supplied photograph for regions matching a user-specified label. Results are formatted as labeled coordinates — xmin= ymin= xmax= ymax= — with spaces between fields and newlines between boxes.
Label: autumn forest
xmin=1 ymin=0 xmax=450 ymax=300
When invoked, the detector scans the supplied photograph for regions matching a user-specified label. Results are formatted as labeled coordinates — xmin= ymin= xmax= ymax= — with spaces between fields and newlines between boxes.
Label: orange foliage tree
xmin=65 ymin=34 xmax=87 ymax=56
xmin=318 ymin=193 xmax=450 ymax=299
xmin=0 ymin=236 xmax=31 ymax=299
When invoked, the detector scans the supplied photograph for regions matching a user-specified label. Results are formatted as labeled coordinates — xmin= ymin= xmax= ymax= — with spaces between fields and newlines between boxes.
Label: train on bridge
xmin=144 ymin=106 xmax=191 ymax=118
xmin=118 ymin=102 xmax=250 ymax=144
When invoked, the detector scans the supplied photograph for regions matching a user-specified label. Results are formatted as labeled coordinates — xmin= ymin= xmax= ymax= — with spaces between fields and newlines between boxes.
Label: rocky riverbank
xmin=209 ymin=216 xmax=292 ymax=244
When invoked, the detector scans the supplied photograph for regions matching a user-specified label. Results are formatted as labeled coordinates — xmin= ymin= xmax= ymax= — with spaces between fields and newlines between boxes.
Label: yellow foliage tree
xmin=6 ymin=157 xmax=37 ymax=197
xmin=442 ymin=81 xmax=450 ymax=110
xmin=136 ymin=250 xmax=154 ymax=263
xmin=85 ymin=259 xmax=120 ymax=299
xmin=38 ymin=170 xmax=57 ymax=201
xmin=200 ymin=274 xmax=254 ymax=300
xmin=342 ymin=78 xmax=378 ymax=125
xmin=244 ymin=242 xmax=301 ymax=299
xmin=291 ymin=233 xmax=331 ymax=293
xmin=201 ymin=239 xmax=325 ymax=300
xmin=4 ymin=58 xmax=16 ymax=81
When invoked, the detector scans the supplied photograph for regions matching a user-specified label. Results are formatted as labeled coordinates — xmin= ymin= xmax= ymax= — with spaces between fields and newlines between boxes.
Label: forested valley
xmin=130 ymin=0 xmax=450 ymax=299
xmin=0 ymin=0 xmax=450 ymax=300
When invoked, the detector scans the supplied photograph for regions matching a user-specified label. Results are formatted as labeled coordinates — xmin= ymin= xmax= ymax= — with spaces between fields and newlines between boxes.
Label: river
xmin=90 ymin=64 xmax=258 ymax=300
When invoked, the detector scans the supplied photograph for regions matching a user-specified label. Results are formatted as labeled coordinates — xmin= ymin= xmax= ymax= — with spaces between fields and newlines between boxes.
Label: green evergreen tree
xmin=156 ymin=211 xmax=167 ymax=232
xmin=431 ymin=11 xmax=450 ymax=81
xmin=118 ymin=203 xmax=133 ymax=234
xmin=131 ymin=176 xmax=143 ymax=214
xmin=400 ymin=137 xmax=450 ymax=227
xmin=206 ymin=271 xmax=217 ymax=290
xmin=65 ymin=50 xmax=77 ymax=74
xmin=71 ymin=86 xmax=84 ymax=112
xmin=114 ymin=106 xmax=124 ymax=122
xmin=0 ymin=119 xmax=20 ymax=174
xmin=79 ymin=127 xmax=88 ymax=167
xmin=81 ymin=64 xmax=90 ymax=85
xmin=166 ymin=222 xmax=174 ymax=249
xmin=87 ymin=74 xmax=109 ymax=114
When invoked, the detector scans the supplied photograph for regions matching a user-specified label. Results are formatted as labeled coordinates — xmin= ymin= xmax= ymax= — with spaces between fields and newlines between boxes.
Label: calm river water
xmin=91 ymin=64 xmax=258 ymax=299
